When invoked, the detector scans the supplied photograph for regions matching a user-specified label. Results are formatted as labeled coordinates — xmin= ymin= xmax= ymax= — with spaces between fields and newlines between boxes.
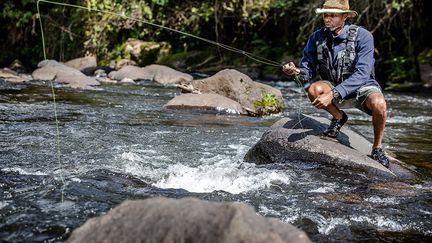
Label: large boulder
xmin=178 ymin=69 xmax=283 ymax=114
xmin=165 ymin=93 xmax=247 ymax=115
xmin=244 ymin=114 xmax=415 ymax=179
xmin=108 ymin=64 xmax=193 ymax=85
xmin=68 ymin=197 xmax=311 ymax=243
xmin=32 ymin=60 xmax=100 ymax=89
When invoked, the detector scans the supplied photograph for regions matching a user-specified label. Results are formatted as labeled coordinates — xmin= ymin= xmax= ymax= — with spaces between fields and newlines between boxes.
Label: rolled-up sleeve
xmin=334 ymin=29 xmax=375 ymax=98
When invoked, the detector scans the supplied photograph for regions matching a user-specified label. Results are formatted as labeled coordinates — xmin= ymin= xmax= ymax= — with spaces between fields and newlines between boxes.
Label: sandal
xmin=323 ymin=111 xmax=348 ymax=138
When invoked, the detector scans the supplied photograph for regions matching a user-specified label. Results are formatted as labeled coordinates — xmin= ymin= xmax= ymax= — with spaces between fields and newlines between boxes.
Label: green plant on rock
xmin=254 ymin=91 xmax=284 ymax=116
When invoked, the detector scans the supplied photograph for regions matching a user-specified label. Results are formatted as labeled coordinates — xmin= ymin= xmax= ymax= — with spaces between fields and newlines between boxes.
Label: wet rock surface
xmin=0 ymin=68 xmax=32 ymax=83
xmin=68 ymin=197 xmax=311 ymax=243
xmin=244 ymin=114 xmax=415 ymax=179
xmin=165 ymin=93 xmax=247 ymax=115
xmin=108 ymin=64 xmax=193 ymax=84
xmin=32 ymin=60 xmax=100 ymax=89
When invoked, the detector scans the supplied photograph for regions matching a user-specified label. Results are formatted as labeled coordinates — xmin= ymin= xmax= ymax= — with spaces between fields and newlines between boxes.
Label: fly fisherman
xmin=282 ymin=0 xmax=390 ymax=168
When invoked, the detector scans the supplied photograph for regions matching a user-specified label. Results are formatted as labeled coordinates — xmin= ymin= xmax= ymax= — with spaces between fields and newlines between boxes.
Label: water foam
xmin=0 ymin=201 xmax=8 ymax=210
xmin=113 ymin=142 xmax=293 ymax=194
xmin=309 ymin=214 xmax=406 ymax=235
xmin=351 ymin=216 xmax=404 ymax=231
xmin=366 ymin=196 xmax=399 ymax=205
xmin=154 ymin=159 xmax=292 ymax=193
xmin=387 ymin=115 xmax=432 ymax=124
xmin=309 ymin=186 xmax=335 ymax=193
xmin=1 ymin=167 xmax=47 ymax=176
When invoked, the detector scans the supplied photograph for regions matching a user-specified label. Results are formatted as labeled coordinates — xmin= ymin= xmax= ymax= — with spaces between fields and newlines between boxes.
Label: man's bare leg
xmin=307 ymin=81 xmax=343 ymax=119
xmin=365 ymin=92 xmax=387 ymax=149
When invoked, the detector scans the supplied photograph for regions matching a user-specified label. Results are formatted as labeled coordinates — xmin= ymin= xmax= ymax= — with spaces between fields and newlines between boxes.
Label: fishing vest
xmin=316 ymin=25 xmax=359 ymax=84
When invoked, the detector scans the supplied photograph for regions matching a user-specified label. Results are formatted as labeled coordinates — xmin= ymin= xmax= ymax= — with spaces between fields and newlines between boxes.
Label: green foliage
xmin=391 ymin=0 xmax=413 ymax=11
xmin=1 ymin=0 xmax=34 ymax=27
xmin=254 ymin=92 xmax=284 ymax=115
xmin=418 ymin=49 xmax=432 ymax=65
xmin=0 ymin=0 xmax=430 ymax=87
xmin=383 ymin=56 xmax=410 ymax=83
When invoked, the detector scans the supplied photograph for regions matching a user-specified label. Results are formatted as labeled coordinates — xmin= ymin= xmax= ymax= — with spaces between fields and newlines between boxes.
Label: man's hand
xmin=282 ymin=62 xmax=301 ymax=76
xmin=311 ymin=91 xmax=334 ymax=109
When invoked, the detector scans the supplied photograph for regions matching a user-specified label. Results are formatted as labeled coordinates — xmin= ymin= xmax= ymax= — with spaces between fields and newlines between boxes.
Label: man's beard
xmin=326 ymin=24 xmax=344 ymax=36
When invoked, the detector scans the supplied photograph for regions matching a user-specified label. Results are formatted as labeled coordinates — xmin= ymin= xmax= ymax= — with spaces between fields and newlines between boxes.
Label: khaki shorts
xmin=323 ymin=81 xmax=383 ymax=116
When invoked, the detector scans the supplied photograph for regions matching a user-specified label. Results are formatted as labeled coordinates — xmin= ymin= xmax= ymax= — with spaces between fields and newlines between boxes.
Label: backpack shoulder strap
xmin=316 ymin=28 xmax=327 ymax=61
xmin=342 ymin=25 xmax=360 ymax=74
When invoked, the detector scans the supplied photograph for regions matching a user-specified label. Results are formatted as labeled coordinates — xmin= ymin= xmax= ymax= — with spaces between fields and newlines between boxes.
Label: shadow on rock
xmin=244 ymin=113 xmax=416 ymax=180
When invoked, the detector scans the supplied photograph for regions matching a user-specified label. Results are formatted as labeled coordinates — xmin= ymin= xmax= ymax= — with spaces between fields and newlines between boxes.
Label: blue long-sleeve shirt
xmin=298 ymin=24 xmax=380 ymax=99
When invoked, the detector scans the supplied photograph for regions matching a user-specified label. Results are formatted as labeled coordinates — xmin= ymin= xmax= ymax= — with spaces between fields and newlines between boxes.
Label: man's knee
xmin=367 ymin=94 xmax=387 ymax=114
xmin=308 ymin=81 xmax=331 ymax=97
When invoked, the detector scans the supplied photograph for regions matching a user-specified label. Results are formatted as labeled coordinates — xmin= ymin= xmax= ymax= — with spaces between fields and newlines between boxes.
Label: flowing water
xmin=1 ymin=78 xmax=432 ymax=242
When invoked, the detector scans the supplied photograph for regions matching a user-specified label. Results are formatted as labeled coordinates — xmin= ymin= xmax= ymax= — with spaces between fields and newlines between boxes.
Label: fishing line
xmin=36 ymin=0 xmax=310 ymax=194
xmin=36 ymin=0 xmax=281 ymax=67
xmin=37 ymin=0 xmax=65 ymax=203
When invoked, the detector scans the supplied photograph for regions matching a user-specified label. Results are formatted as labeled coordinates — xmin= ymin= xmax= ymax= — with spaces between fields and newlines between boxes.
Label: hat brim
xmin=316 ymin=8 xmax=358 ymax=17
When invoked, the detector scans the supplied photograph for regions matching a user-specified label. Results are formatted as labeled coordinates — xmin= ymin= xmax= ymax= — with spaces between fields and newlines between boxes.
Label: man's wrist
xmin=332 ymin=88 xmax=340 ymax=99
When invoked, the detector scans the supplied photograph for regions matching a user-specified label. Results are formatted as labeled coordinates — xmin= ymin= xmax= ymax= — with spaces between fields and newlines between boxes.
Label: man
xmin=282 ymin=0 xmax=390 ymax=168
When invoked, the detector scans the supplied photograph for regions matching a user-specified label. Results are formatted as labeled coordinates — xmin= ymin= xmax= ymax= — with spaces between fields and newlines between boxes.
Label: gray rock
xmin=0 ymin=68 xmax=31 ymax=83
xmin=419 ymin=63 xmax=432 ymax=87
xmin=37 ymin=59 xmax=62 ymax=68
xmin=96 ymin=77 xmax=117 ymax=84
xmin=244 ymin=114 xmax=415 ymax=179
xmin=68 ymin=197 xmax=311 ymax=243
xmin=180 ymin=69 xmax=283 ymax=114
xmin=108 ymin=64 xmax=193 ymax=84
xmin=108 ymin=65 xmax=144 ymax=80
xmin=32 ymin=60 xmax=100 ymax=89
xmin=55 ymin=71 xmax=100 ymax=89
xmin=165 ymin=93 xmax=247 ymax=115
xmin=119 ymin=77 xmax=135 ymax=84
xmin=110 ymin=59 xmax=138 ymax=70
xmin=64 ymin=55 xmax=97 ymax=71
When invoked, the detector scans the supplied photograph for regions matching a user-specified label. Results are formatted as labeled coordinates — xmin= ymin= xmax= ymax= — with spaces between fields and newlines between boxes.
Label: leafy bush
xmin=254 ymin=92 xmax=284 ymax=115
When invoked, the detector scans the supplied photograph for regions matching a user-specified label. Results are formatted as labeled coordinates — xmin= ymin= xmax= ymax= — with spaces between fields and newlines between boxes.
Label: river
xmin=1 ymin=78 xmax=431 ymax=242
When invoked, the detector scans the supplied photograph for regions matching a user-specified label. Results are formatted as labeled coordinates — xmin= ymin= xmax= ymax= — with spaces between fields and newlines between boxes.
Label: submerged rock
xmin=165 ymin=93 xmax=247 ymax=115
xmin=108 ymin=64 xmax=193 ymax=84
xmin=177 ymin=69 xmax=283 ymax=115
xmin=244 ymin=114 xmax=415 ymax=179
xmin=32 ymin=60 xmax=100 ymax=89
xmin=68 ymin=197 xmax=311 ymax=243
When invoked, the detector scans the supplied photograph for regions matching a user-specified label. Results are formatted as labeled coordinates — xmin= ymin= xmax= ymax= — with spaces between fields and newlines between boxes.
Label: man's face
xmin=323 ymin=13 xmax=347 ymax=31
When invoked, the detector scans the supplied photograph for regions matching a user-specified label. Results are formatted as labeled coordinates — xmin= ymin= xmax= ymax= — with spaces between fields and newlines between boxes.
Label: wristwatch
xmin=332 ymin=88 xmax=340 ymax=99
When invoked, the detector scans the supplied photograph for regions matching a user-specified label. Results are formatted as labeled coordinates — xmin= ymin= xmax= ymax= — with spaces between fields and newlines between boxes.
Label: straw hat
xmin=315 ymin=0 xmax=358 ymax=17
